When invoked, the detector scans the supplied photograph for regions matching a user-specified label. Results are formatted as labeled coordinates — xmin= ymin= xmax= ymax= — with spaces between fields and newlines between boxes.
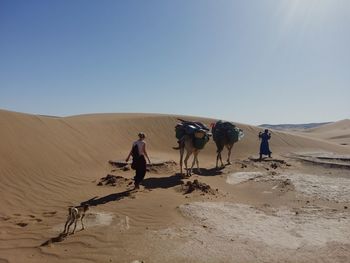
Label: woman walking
xmin=126 ymin=132 xmax=151 ymax=189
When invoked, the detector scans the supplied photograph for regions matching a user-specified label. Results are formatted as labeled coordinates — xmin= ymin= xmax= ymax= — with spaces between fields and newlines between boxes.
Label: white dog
xmin=62 ymin=204 xmax=89 ymax=235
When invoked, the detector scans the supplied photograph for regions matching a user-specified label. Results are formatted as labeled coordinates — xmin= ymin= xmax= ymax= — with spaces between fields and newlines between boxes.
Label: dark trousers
xmin=134 ymin=155 xmax=146 ymax=186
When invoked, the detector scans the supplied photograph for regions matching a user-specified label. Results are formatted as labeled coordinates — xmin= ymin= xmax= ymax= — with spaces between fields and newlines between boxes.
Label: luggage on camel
xmin=212 ymin=120 xmax=244 ymax=144
xmin=175 ymin=119 xmax=211 ymax=150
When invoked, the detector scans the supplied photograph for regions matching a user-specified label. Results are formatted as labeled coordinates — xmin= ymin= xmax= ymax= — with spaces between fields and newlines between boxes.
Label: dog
xmin=62 ymin=204 xmax=89 ymax=235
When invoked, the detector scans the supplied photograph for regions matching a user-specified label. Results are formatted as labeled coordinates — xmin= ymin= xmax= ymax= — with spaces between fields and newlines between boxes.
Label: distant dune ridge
xmin=259 ymin=122 xmax=332 ymax=131
xmin=1 ymin=109 xmax=350 ymax=262
xmin=260 ymin=119 xmax=350 ymax=146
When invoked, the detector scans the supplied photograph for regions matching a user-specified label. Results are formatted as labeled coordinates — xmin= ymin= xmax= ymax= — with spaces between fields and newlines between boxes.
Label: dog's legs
xmin=66 ymin=219 xmax=75 ymax=235
xmin=71 ymin=215 xmax=78 ymax=234
xmin=80 ymin=213 xmax=86 ymax=230
xmin=63 ymin=218 xmax=70 ymax=234
xmin=62 ymin=208 xmax=73 ymax=234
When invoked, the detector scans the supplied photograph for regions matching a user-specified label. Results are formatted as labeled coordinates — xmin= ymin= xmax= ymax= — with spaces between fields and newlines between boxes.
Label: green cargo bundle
xmin=175 ymin=126 xmax=186 ymax=140
xmin=193 ymin=134 xmax=210 ymax=149
xmin=213 ymin=121 xmax=244 ymax=144
xmin=175 ymin=120 xmax=211 ymax=150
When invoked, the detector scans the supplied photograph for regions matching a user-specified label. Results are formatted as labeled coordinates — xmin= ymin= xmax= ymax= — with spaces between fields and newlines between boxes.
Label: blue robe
xmin=259 ymin=133 xmax=271 ymax=155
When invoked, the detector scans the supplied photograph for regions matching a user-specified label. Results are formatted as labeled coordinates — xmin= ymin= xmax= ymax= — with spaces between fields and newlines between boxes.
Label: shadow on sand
xmin=40 ymin=232 xmax=67 ymax=247
xmin=80 ymin=189 xmax=133 ymax=207
xmin=193 ymin=167 xmax=223 ymax=176
xmin=248 ymin=157 xmax=286 ymax=163
xmin=142 ymin=174 xmax=183 ymax=189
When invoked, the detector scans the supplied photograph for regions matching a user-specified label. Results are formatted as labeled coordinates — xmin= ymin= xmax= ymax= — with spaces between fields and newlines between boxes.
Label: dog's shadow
xmin=40 ymin=232 xmax=67 ymax=247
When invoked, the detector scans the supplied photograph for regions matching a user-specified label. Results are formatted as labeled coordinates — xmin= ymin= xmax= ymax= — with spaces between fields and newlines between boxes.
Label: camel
xmin=175 ymin=119 xmax=210 ymax=177
xmin=179 ymin=131 xmax=210 ymax=177
xmin=179 ymin=134 xmax=203 ymax=177
xmin=212 ymin=122 xmax=243 ymax=169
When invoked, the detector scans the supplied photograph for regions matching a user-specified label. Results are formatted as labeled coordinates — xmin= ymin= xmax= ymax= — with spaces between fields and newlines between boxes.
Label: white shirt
xmin=133 ymin=140 xmax=146 ymax=156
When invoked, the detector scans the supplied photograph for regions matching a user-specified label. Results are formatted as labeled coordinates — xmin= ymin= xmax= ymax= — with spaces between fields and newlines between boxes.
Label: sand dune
xmin=1 ymin=109 xmax=350 ymax=263
xmin=301 ymin=119 xmax=350 ymax=146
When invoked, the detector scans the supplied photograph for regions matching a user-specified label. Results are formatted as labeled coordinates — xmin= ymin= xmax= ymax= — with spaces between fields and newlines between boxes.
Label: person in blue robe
xmin=259 ymin=129 xmax=272 ymax=159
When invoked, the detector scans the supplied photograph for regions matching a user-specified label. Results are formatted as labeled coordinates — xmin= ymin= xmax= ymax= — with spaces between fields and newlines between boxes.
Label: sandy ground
xmin=0 ymin=109 xmax=350 ymax=263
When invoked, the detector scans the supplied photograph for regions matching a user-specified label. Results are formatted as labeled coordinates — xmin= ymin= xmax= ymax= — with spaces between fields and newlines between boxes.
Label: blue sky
xmin=1 ymin=0 xmax=349 ymax=125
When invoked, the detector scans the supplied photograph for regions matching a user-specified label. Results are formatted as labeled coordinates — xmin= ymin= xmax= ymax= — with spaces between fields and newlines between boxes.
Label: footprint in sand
xmin=0 ymin=216 xmax=11 ymax=221
xmin=16 ymin=222 xmax=28 ymax=227
xmin=42 ymin=211 xmax=57 ymax=217
xmin=26 ymin=215 xmax=43 ymax=222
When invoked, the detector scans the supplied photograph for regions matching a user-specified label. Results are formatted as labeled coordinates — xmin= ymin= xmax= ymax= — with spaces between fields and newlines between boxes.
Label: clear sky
xmin=1 ymin=0 xmax=349 ymax=125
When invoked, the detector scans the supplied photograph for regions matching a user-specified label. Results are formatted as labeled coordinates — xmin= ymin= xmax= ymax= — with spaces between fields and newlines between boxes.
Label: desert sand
xmin=0 ymin=109 xmax=350 ymax=263
xmin=300 ymin=119 xmax=350 ymax=146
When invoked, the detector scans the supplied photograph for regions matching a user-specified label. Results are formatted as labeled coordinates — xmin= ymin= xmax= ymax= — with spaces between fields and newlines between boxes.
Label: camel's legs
xmin=216 ymin=151 xmax=220 ymax=168
xmin=219 ymin=151 xmax=224 ymax=167
xmin=194 ymin=151 xmax=201 ymax=173
xmin=227 ymin=144 xmax=233 ymax=164
xmin=189 ymin=151 xmax=197 ymax=175
xmin=216 ymin=150 xmax=224 ymax=168
xmin=184 ymin=151 xmax=192 ymax=176
xmin=179 ymin=146 xmax=185 ymax=175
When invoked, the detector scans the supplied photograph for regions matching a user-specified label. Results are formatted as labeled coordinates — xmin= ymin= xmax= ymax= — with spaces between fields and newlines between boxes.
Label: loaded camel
xmin=212 ymin=121 xmax=244 ymax=169
xmin=175 ymin=119 xmax=210 ymax=177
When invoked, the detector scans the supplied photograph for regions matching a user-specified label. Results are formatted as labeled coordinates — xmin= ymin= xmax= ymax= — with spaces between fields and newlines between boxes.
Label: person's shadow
xmin=194 ymin=167 xmax=223 ymax=176
xmin=141 ymin=174 xmax=183 ymax=189
xmin=80 ymin=189 xmax=133 ymax=207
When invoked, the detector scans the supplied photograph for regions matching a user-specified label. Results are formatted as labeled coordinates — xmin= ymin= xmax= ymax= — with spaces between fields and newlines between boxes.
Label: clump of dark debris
xmin=182 ymin=179 xmax=217 ymax=195
xmin=276 ymin=178 xmax=294 ymax=192
xmin=280 ymin=178 xmax=292 ymax=187
xmin=97 ymin=174 xmax=130 ymax=186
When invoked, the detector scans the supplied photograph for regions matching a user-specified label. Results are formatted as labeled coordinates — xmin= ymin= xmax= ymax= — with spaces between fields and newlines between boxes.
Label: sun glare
xmin=280 ymin=0 xmax=338 ymax=28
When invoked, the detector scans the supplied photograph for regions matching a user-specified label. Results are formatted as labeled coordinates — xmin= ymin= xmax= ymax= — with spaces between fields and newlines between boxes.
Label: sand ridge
xmin=1 ymin=109 xmax=350 ymax=262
